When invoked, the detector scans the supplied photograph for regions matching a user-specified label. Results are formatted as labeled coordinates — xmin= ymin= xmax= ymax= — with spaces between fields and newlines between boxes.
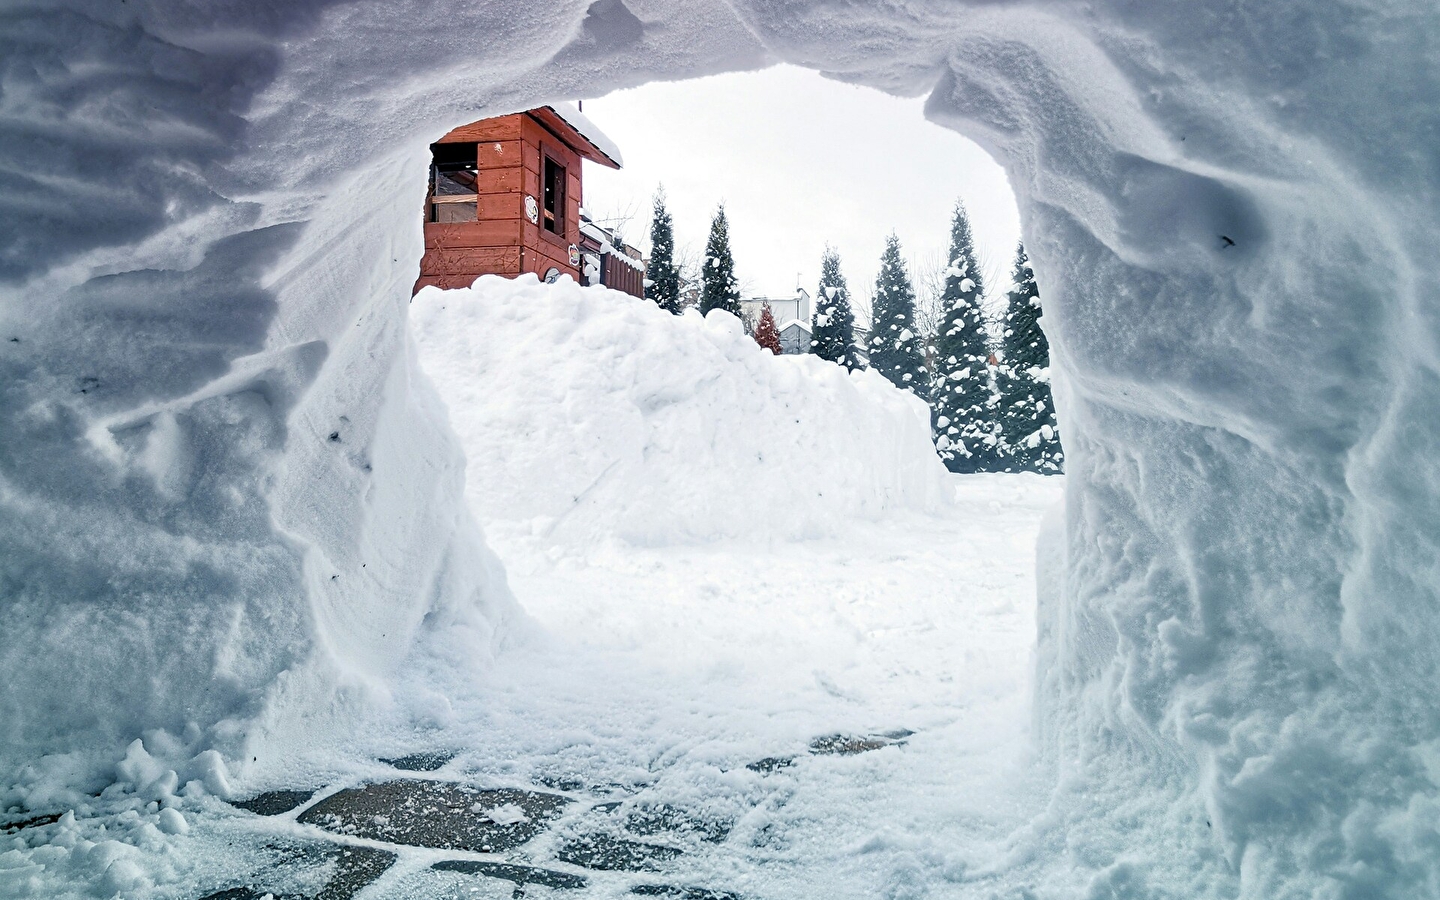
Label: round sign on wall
xmin=543 ymin=267 xmax=561 ymax=284
xmin=524 ymin=195 xmax=539 ymax=224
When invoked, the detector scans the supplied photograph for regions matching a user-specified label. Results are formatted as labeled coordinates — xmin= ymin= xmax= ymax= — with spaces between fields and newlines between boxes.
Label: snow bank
xmin=412 ymin=275 xmax=947 ymax=545
xmin=3 ymin=0 xmax=1439 ymax=895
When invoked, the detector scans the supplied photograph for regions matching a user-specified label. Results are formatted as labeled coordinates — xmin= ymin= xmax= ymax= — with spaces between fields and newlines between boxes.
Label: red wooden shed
xmin=415 ymin=105 xmax=623 ymax=294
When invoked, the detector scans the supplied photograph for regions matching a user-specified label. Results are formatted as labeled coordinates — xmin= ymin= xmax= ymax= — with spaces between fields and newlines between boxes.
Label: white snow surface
xmin=2 ymin=0 xmax=1439 ymax=896
xmin=0 ymin=474 xmax=1064 ymax=899
xmin=411 ymin=275 xmax=947 ymax=546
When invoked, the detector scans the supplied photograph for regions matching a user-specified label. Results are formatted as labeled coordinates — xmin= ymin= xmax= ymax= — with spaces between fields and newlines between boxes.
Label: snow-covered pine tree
xmin=700 ymin=204 xmax=742 ymax=317
xmin=753 ymin=302 xmax=782 ymax=355
xmin=996 ymin=241 xmax=1063 ymax=472
xmin=867 ymin=233 xmax=930 ymax=398
xmin=645 ymin=187 xmax=682 ymax=314
xmin=931 ymin=202 xmax=997 ymax=473
xmin=811 ymin=247 xmax=859 ymax=369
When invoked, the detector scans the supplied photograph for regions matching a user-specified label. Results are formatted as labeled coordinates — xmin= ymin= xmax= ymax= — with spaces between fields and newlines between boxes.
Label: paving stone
xmin=630 ymin=886 xmax=741 ymax=900
xmin=433 ymin=860 xmax=588 ymax=889
xmin=379 ymin=751 xmax=455 ymax=772
xmin=556 ymin=833 xmax=682 ymax=872
xmin=749 ymin=822 xmax=789 ymax=851
xmin=0 ymin=812 xmax=62 ymax=835
xmin=533 ymin=772 xmax=587 ymax=792
xmin=808 ymin=734 xmax=893 ymax=755
xmin=317 ymin=846 xmax=397 ymax=900
xmin=297 ymin=779 xmax=569 ymax=852
xmin=232 ymin=789 xmax=318 ymax=816
xmin=744 ymin=756 xmax=794 ymax=774
xmin=624 ymin=804 xmax=731 ymax=843
xmin=195 ymin=842 xmax=393 ymax=900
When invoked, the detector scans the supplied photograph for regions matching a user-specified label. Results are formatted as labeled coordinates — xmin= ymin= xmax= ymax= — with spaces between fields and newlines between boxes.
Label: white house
xmin=740 ymin=288 xmax=810 ymax=331
xmin=778 ymin=318 xmax=812 ymax=355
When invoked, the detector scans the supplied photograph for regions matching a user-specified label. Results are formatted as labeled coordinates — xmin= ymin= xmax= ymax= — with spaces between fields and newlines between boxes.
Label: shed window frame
xmin=540 ymin=143 xmax=568 ymax=242
xmin=427 ymin=142 xmax=479 ymax=224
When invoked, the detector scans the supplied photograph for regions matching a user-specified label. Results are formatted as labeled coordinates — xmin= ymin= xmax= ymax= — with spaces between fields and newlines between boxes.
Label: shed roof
xmin=435 ymin=105 xmax=622 ymax=169
xmin=539 ymin=103 xmax=623 ymax=169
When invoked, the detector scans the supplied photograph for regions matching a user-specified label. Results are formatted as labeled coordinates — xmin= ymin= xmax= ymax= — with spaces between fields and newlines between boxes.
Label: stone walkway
xmin=199 ymin=733 xmax=910 ymax=899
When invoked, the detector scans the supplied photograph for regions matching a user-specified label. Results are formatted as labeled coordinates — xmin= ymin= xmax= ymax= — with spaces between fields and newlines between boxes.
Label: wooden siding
xmin=473 ymin=166 xmax=538 ymax=196
xmin=420 ymin=246 xmax=521 ymax=276
xmin=603 ymin=257 xmax=645 ymax=298
xmin=477 ymin=140 xmax=523 ymax=169
xmin=435 ymin=114 xmax=523 ymax=143
xmin=424 ymin=221 xmax=527 ymax=249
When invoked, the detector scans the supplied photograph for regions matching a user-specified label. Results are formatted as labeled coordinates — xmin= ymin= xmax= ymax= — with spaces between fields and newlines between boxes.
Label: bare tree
xmin=851 ymin=281 xmax=874 ymax=332
xmin=673 ymin=241 xmax=704 ymax=310
xmin=912 ymin=245 xmax=1010 ymax=335
xmin=584 ymin=197 xmax=644 ymax=248
xmin=909 ymin=248 xmax=949 ymax=340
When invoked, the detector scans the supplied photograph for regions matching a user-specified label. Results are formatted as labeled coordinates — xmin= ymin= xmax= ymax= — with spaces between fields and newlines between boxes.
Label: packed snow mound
xmin=412 ymin=275 xmax=948 ymax=546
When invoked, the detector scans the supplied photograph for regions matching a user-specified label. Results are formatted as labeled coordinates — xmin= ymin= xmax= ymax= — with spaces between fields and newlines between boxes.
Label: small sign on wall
xmin=524 ymin=195 xmax=539 ymax=224
xmin=568 ymin=244 xmax=581 ymax=267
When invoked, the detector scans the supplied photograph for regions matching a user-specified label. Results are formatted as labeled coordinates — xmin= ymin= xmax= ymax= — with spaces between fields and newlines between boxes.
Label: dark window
xmin=429 ymin=143 xmax=478 ymax=223
xmin=542 ymin=153 xmax=566 ymax=235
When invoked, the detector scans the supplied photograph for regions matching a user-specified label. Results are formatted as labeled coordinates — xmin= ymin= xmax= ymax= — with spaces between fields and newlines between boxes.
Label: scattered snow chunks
xmin=412 ymin=275 xmax=948 ymax=545
xmin=155 ymin=808 xmax=187 ymax=836
xmin=189 ymin=750 xmax=232 ymax=799
xmin=115 ymin=740 xmax=167 ymax=794
xmin=479 ymin=803 xmax=529 ymax=826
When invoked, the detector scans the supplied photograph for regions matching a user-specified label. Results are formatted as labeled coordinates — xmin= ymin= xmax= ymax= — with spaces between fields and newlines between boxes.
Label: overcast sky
xmin=578 ymin=65 xmax=1020 ymax=319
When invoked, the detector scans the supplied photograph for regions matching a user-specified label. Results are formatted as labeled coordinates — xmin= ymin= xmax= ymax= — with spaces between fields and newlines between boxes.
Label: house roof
xmin=779 ymin=318 xmax=811 ymax=335
xmin=579 ymin=218 xmax=645 ymax=271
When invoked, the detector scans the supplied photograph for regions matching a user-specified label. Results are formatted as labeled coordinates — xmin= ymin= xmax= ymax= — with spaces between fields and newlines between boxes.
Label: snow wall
xmin=2 ymin=0 xmax=1438 ymax=895
xmin=411 ymin=275 xmax=948 ymax=546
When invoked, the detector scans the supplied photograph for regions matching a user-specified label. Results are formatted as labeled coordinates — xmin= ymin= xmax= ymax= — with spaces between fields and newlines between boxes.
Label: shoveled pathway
xmin=199 ymin=734 xmax=911 ymax=899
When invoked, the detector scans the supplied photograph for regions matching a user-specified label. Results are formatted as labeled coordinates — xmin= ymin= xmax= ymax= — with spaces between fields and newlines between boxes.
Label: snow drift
xmin=411 ymin=275 xmax=947 ymax=546
xmin=2 ymin=0 xmax=1439 ymax=896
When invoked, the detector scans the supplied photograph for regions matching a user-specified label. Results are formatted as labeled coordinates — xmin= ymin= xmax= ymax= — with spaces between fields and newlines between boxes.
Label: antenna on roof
xmin=578 ymin=100 xmax=583 ymax=112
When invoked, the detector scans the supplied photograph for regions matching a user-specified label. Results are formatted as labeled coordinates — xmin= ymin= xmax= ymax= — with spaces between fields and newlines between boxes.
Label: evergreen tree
xmin=811 ymin=246 xmax=859 ymax=369
xmin=753 ymin=302 xmax=782 ymax=355
xmin=700 ymin=204 xmax=741 ymax=317
xmin=996 ymin=242 xmax=1063 ymax=472
xmin=645 ymin=187 xmax=682 ymax=314
xmin=867 ymin=233 xmax=930 ymax=397
xmin=931 ymin=202 xmax=997 ymax=472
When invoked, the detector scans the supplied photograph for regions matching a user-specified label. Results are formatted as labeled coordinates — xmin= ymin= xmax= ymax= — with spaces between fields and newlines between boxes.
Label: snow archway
xmin=2 ymin=0 xmax=1437 ymax=894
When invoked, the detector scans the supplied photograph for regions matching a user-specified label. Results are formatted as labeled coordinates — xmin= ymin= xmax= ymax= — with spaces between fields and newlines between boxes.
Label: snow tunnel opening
xmin=403 ymin=65 xmax=1063 ymax=818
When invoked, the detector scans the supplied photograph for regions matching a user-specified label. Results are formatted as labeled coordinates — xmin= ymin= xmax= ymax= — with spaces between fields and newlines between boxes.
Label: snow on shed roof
xmin=779 ymin=318 xmax=811 ymax=334
xmin=542 ymin=103 xmax=623 ymax=168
